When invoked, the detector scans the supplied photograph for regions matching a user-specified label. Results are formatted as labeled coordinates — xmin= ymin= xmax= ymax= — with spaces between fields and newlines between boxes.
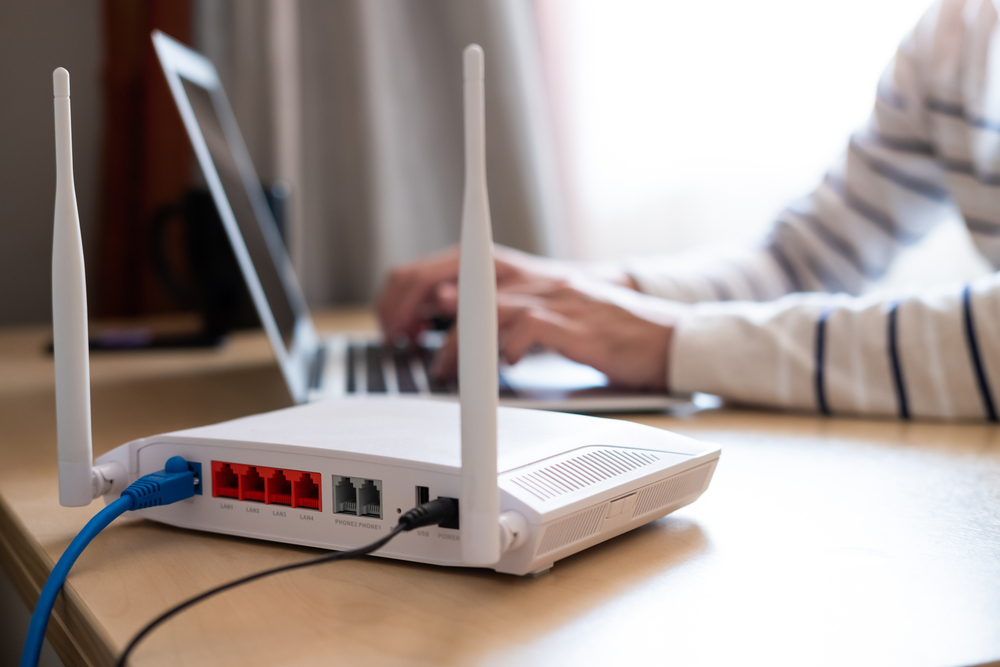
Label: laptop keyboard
xmin=308 ymin=344 xmax=327 ymax=391
xmin=346 ymin=343 xmax=454 ymax=395
xmin=392 ymin=346 xmax=418 ymax=393
xmin=365 ymin=345 xmax=387 ymax=393
xmin=344 ymin=342 xmax=511 ymax=396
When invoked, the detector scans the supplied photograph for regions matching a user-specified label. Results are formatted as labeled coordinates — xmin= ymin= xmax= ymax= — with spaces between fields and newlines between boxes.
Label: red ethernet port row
xmin=211 ymin=461 xmax=322 ymax=511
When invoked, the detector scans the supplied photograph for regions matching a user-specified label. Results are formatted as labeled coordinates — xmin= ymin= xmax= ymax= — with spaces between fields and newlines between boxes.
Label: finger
xmin=497 ymin=276 xmax=573 ymax=298
xmin=400 ymin=283 xmax=458 ymax=342
xmin=430 ymin=282 xmax=459 ymax=315
xmin=497 ymin=302 xmax=573 ymax=365
xmin=379 ymin=247 xmax=460 ymax=339
xmin=494 ymin=292 xmax=550 ymax=328
xmin=533 ymin=290 xmax=596 ymax=319
xmin=431 ymin=290 xmax=546 ymax=328
xmin=429 ymin=282 xmax=534 ymax=329
xmin=432 ymin=293 xmax=546 ymax=375
xmin=381 ymin=246 xmax=524 ymax=339
xmin=382 ymin=265 xmax=456 ymax=338
xmin=493 ymin=245 xmax=533 ymax=285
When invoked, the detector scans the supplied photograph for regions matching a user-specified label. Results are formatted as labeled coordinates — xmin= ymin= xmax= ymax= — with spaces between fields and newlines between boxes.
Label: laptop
xmin=152 ymin=31 xmax=719 ymax=414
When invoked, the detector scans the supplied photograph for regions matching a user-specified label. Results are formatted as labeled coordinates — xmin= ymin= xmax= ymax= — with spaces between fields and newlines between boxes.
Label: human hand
xmin=430 ymin=279 xmax=688 ymax=389
xmin=378 ymin=245 xmax=638 ymax=343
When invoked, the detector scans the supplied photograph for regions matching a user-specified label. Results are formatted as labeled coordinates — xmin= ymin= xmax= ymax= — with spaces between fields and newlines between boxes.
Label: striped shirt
xmin=626 ymin=0 xmax=1000 ymax=420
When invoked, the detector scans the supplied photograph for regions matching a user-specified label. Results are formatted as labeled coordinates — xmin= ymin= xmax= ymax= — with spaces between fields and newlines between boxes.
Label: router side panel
xmin=495 ymin=457 xmax=719 ymax=576
xmin=498 ymin=445 xmax=719 ymax=521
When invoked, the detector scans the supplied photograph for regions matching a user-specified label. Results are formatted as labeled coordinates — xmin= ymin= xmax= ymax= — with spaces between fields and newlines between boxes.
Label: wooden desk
xmin=1 ymin=309 xmax=998 ymax=667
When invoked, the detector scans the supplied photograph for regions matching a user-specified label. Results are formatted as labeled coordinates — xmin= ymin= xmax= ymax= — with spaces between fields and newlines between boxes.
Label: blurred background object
xmin=537 ymin=0 xmax=991 ymax=293
xmin=0 ymin=0 xmax=103 ymax=326
xmin=197 ymin=0 xmax=565 ymax=309
xmin=0 ymin=0 xmax=986 ymax=328
xmin=98 ymin=0 xmax=193 ymax=320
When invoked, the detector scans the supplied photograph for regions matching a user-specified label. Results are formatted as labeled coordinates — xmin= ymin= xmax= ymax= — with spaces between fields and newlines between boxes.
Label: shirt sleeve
xmin=670 ymin=275 xmax=1000 ymax=420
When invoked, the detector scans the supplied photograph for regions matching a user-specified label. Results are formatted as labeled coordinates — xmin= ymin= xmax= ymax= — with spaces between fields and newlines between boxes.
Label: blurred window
xmin=544 ymin=0 xmax=990 ymax=290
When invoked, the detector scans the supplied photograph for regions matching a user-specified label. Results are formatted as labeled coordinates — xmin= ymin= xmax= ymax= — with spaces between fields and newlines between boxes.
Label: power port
xmin=438 ymin=497 xmax=459 ymax=529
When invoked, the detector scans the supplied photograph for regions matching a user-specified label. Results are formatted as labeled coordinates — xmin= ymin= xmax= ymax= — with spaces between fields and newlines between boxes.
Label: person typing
xmin=379 ymin=0 xmax=1000 ymax=421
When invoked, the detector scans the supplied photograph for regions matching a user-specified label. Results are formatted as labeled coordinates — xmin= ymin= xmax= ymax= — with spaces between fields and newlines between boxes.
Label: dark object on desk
xmin=85 ymin=327 xmax=224 ymax=350
xmin=429 ymin=314 xmax=455 ymax=331
xmin=150 ymin=186 xmax=282 ymax=340
xmin=45 ymin=185 xmax=288 ymax=353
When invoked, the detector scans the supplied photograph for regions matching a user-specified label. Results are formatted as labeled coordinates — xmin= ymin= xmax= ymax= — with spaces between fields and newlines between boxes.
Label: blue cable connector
xmin=20 ymin=456 xmax=198 ymax=667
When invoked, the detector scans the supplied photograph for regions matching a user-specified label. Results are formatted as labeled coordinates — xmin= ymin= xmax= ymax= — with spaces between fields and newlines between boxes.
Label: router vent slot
xmin=633 ymin=463 xmax=711 ymax=517
xmin=536 ymin=504 xmax=607 ymax=556
xmin=510 ymin=448 xmax=661 ymax=501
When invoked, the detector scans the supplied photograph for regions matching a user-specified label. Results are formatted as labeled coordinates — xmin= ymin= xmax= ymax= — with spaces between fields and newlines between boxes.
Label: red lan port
xmin=211 ymin=461 xmax=321 ymax=511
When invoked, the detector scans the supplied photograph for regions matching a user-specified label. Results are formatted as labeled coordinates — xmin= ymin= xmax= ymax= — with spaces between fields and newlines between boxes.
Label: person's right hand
xmin=427 ymin=277 xmax=688 ymax=388
xmin=378 ymin=245 xmax=636 ymax=343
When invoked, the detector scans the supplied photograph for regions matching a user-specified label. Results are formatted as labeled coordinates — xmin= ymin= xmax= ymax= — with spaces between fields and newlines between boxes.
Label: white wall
xmin=0 ymin=0 xmax=102 ymax=325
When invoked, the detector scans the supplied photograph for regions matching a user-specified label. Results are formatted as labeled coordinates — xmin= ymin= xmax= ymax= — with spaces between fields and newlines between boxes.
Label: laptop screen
xmin=179 ymin=77 xmax=298 ymax=350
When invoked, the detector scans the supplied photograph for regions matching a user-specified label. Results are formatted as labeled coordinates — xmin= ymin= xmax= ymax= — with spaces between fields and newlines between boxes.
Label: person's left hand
xmin=429 ymin=278 xmax=689 ymax=389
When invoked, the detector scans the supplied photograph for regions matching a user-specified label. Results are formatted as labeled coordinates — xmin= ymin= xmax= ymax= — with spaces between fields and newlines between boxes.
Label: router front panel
xmin=97 ymin=424 xmax=719 ymax=576
xmin=122 ymin=440 xmax=468 ymax=566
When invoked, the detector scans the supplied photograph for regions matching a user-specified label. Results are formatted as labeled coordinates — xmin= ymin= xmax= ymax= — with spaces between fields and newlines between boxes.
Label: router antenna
xmin=458 ymin=44 xmax=501 ymax=566
xmin=52 ymin=68 xmax=119 ymax=506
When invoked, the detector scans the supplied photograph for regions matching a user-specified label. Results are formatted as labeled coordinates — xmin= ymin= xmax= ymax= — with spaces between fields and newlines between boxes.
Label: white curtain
xmin=194 ymin=0 xmax=568 ymax=306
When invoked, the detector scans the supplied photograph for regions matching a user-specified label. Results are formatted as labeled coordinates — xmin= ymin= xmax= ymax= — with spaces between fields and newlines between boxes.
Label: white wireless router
xmin=55 ymin=49 xmax=720 ymax=576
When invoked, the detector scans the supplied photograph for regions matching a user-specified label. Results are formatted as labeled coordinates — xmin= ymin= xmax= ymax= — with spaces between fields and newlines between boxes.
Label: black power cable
xmin=116 ymin=497 xmax=458 ymax=667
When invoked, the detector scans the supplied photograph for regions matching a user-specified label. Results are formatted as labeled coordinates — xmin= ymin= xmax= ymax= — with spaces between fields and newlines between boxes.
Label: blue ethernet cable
xmin=20 ymin=456 xmax=198 ymax=667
